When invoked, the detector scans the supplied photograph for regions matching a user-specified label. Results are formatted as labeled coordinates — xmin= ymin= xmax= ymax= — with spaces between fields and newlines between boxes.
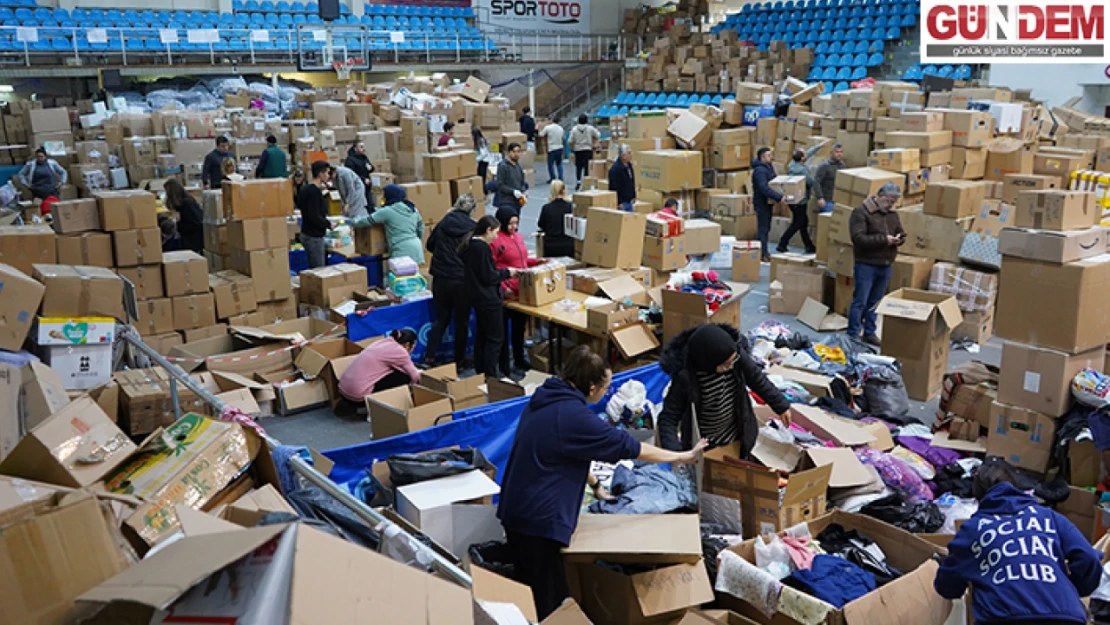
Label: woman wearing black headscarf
xmin=657 ymin=324 xmax=794 ymax=455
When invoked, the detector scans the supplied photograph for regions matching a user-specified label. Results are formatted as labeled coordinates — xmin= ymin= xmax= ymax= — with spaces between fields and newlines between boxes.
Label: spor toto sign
xmin=921 ymin=0 xmax=1109 ymax=63
xmin=482 ymin=0 xmax=590 ymax=33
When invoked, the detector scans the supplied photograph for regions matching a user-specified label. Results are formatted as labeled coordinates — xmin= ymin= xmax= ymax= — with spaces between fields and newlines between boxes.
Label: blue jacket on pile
xmin=934 ymin=482 xmax=1102 ymax=625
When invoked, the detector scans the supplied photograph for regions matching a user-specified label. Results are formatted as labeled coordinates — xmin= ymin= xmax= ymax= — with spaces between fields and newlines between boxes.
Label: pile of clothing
xmin=665 ymin=270 xmax=734 ymax=313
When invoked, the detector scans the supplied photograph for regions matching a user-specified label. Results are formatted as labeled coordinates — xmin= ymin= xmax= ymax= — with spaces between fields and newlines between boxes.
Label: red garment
xmin=659 ymin=206 xmax=679 ymax=218
xmin=491 ymin=230 xmax=543 ymax=295
xmin=39 ymin=195 xmax=58 ymax=216
xmin=437 ymin=133 xmax=452 ymax=147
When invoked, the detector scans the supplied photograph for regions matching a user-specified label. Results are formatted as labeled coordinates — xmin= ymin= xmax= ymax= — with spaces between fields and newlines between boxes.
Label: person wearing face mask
xmin=658 ymin=323 xmax=793 ymax=454
xmin=497 ymin=345 xmax=709 ymax=621
xmin=847 ymin=182 xmax=906 ymax=346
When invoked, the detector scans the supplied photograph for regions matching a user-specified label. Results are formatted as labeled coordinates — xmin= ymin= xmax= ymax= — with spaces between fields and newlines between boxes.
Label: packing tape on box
xmin=164 ymin=320 xmax=347 ymax=364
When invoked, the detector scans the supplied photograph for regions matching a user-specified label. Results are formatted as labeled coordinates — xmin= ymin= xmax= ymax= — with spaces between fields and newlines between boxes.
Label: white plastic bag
xmin=1073 ymin=368 xmax=1110 ymax=409
xmin=754 ymin=533 xmax=792 ymax=580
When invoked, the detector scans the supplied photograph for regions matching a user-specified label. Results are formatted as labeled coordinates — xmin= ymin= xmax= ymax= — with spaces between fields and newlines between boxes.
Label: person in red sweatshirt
xmin=492 ymin=207 xmax=545 ymax=376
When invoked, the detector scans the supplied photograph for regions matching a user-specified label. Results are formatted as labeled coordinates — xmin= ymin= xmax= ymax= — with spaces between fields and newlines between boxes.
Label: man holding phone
xmin=847 ymin=182 xmax=906 ymax=346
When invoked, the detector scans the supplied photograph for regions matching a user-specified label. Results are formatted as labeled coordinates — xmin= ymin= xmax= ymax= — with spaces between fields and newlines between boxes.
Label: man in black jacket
xmin=751 ymin=147 xmax=786 ymax=261
xmin=519 ymin=107 xmax=536 ymax=142
xmin=607 ymin=146 xmax=636 ymax=211
xmin=344 ymin=142 xmax=374 ymax=209
xmin=202 ymin=136 xmax=231 ymax=190
xmin=298 ymin=161 xmax=332 ymax=268
xmin=658 ymin=324 xmax=793 ymax=455
xmin=814 ymin=143 xmax=845 ymax=211
xmin=424 ymin=193 xmax=478 ymax=369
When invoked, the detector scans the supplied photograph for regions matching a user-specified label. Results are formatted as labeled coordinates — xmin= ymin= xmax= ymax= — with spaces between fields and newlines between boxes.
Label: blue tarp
xmin=323 ymin=363 xmax=672 ymax=493
xmin=346 ymin=297 xmax=475 ymax=364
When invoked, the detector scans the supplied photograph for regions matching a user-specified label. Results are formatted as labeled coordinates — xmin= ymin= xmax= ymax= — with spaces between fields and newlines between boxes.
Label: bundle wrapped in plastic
xmin=605 ymin=380 xmax=655 ymax=429
xmin=388 ymin=256 xmax=419 ymax=277
xmin=389 ymin=272 xmax=428 ymax=297
xmin=1073 ymin=368 xmax=1110 ymax=409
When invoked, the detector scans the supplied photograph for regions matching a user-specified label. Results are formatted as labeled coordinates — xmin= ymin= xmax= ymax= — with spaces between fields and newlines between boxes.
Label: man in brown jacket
xmin=847 ymin=182 xmax=905 ymax=345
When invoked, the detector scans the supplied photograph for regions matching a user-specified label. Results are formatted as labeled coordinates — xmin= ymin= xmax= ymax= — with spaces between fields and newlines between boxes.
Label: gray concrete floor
xmin=264 ymin=177 xmax=1004 ymax=451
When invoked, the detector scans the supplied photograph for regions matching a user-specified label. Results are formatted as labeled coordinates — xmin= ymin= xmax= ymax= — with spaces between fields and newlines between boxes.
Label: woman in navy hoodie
xmin=497 ymin=346 xmax=708 ymax=620
xmin=935 ymin=464 xmax=1102 ymax=625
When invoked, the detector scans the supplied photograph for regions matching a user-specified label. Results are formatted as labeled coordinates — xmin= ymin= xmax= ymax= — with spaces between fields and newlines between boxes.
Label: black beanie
xmin=686 ymin=325 xmax=737 ymax=372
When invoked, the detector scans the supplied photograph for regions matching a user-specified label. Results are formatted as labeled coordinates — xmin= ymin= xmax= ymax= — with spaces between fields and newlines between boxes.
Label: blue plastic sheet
xmin=323 ymin=363 xmax=672 ymax=493
xmin=345 ymin=297 xmax=476 ymax=364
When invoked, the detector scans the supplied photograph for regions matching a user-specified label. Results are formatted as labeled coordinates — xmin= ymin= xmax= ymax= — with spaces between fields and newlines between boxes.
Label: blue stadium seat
xmin=292 ymin=1 xmax=306 ymax=11
xmin=233 ymin=0 xmax=244 ymax=10
xmin=852 ymin=52 xmax=866 ymax=65
xmin=867 ymin=51 xmax=882 ymax=65
xmin=308 ymin=13 xmax=322 ymax=23
xmin=246 ymin=0 xmax=260 ymax=10
xmin=833 ymin=80 xmax=849 ymax=92
xmin=850 ymin=66 xmax=866 ymax=80
xmin=807 ymin=66 xmax=822 ymax=80
xmin=828 ymin=42 xmax=841 ymax=54
xmin=885 ymin=26 xmax=898 ymax=39
xmin=306 ymin=2 xmax=319 ymax=13
xmin=821 ymin=67 xmax=836 ymax=80
xmin=826 ymin=52 xmax=840 ymax=65
xmin=952 ymin=64 xmax=971 ymax=80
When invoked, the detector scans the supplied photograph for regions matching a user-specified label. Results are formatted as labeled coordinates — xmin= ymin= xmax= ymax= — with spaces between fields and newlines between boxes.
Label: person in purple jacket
xmin=497 ymin=346 xmax=708 ymax=620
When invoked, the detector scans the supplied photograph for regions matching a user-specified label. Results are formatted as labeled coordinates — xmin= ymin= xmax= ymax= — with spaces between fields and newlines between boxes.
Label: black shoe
xmin=862 ymin=334 xmax=881 ymax=347
xmin=458 ymin=366 xmax=477 ymax=378
xmin=775 ymin=247 xmax=789 ymax=254
xmin=804 ymin=247 xmax=817 ymax=255
xmin=516 ymin=357 xmax=532 ymax=371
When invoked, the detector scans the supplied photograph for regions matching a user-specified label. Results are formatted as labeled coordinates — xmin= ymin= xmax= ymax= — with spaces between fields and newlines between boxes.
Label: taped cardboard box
xmin=229 ymin=246 xmax=292 ymax=302
xmin=637 ymin=149 xmax=704 ymax=192
xmin=581 ymin=208 xmax=646 ymax=269
xmin=927 ymin=262 xmax=998 ymax=312
xmin=208 ymin=270 xmax=258 ymax=319
xmin=56 ymin=232 xmax=113 ymax=268
xmin=517 ymin=263 xmax=567 ymax=306
xmin=33 ymin=264 xmax=124 ymax=321
xmin=221 ymin=178 xmax=294 ymax=220
xmin=0 ymin=224 xmax=56 ymax=275
xmin=998 ymin=341 xmax=1103 ymax=417
xmin=897 ymin=205 xmax=974 ymax=262
xmin=0 ymin=263 xmax=44 ymax=352
xmin=997 ymin=226 xmax=1108 ymax=264
xmin=94 ymin=190 xmax=157 ymax=231
xmin=114 ymin=368 xmax=214 ymax=437
xmin=1015 ymin=190 xmax=1100 ymax=231
xmin=731 ymin=240 xmax=761 ymax=282
xmin=366 ymin=385 xmax=454 ymax=440
xmin=226 ymin=216 xmax=288 ymax=251
xmin=985 ymin=400 xmax=1057 ymax=473
xmin=876 ymin=289 xmax=962 ymax=400
xmin=564 ymin=514 xmax=714 ymax=625
xmin=51 ymin=198 xmax=101 ymax=234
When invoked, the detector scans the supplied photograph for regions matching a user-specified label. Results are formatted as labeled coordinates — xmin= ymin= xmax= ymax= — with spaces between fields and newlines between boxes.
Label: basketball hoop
xmin=333 ymin=59 xmax=355 ymax=80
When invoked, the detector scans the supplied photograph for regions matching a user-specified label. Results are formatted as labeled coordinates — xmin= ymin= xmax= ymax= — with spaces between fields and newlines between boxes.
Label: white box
xmin=395 ymin=470 xmax=500 ymax=529
xmin=709 ymin=235 xmax=737 ymax=270
xmin=418 ymin=503 xmax=504 ymax=559
xmin=110 ymin=167 xmax=129 ymax=189
xmin=40 ymin=343 xmax=113 ymax=390
xmin=35 ymin=317 xmax=116 ymax=346
xmin=988 ymin=102 xmax=1024 ymax=134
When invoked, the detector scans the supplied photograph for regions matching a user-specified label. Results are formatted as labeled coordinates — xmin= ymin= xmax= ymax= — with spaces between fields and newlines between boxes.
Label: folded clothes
xmin=786 ymin=554 xmax=876 ymax=608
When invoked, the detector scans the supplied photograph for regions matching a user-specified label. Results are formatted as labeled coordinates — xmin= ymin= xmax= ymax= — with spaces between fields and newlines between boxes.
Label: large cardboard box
xmin=923 ymin=180 xmax=986 ymax=218
xmin=998 ymin=226 xmax=1108 ymax=264
xmin=629 ymin=109 xmax=669 ymax=138
xmin=114 ymin=368 xmax=212 ymax=436
xmin=0 ymin=396 xmax=137 ymax=487
xmin=402 ymin=180 xmax=453 ymax=226
xmin=366 ymin=385 xmax=454 ymax=440
xmin=420 ymin=363 xmax=486 ymax=411
xmin=684 ymin=218 xmax=722 ymax=255
xmin=945 ymin=109 xmax=993 ymax=147
xmin=951 ymin=146 xmax=987 ymax=179
xmin=517 ymin=263 xmax=568 ymax=307
xmin=33 ymin=264 xmax=124 ymax=320
xmin=1015 ymin=190 xmax=1100 ymax=231
xmin=582 ymin=208 xmax=646 ymax=269
xmin=51 ymin=198 xmax=101 ymax=234
xmin=0 ymin=225 xmax=56 ymax=275
xmin=1002 ymin=173 xmax=1061 ymax=205
xmin=422 ymin=150 xmax=477 ymax=181
xmin=643 ymin=234 xmax=687 ymax=271
xmin=564 ymin=515 xmax=714 ymax=625
xmin=116 ymin=264 xmax=163 ymax=300
xmin=172 ymin=293 xmax=217 ymax=331
xmin=730 ymin=241 xmax=761 ymax=282
xmin=889 ymin=254 xmax=935 ymax=292
xmin=662 ymin=283 xmax=747 ymax=342
xmin=876 ymin=289 xmax=963 ymax=400
xmin=985 ymin=401 xmax=1056 ymax=473
xmin=0 ymin=263 xmax=44 ymax=352
xmin=995 ymin=254 xmax=1110 ymax=353
xmin=94 ymin=190 xmax=157 ymax=231
xmin=56 ymin=233 xmax=113 ymax=268
xmin=395 ymin=469 xmax=499 ymax=529
xmin=998 ymin=342 xmax=1103 ymax=416
xmin=161 ymin=250 xmax=208 ymax=296
xmin=667 ymin=110 xmax=713 ymax=150
xmin=134 ymin=297 xmax=174 ymax=335
xmin=897 ymin=205 xmax=974 ymax=262
xmin=227 ymin=216 xmax=288 ymax=250
xmin=221 ymin=178 xmax=293 ymax=220
xmin=835 ymin=167 xmax=904 ymax=198
xmin=636 ymin=150 xmax=703 ymax=192
xmin=985 ymin=137 xmax=1034 ymax=181
xmin=299 ymin=263 xmax=367 ymax=307
xmin=229 ymin=246 xmax=292 ymax=302
xmin=209 ymin=270 xmax=258 ymax=319
xmin=110 ymin=228 xmax=162 ymax=267
xmin=103 ymin=413 xmax=255 ymax=548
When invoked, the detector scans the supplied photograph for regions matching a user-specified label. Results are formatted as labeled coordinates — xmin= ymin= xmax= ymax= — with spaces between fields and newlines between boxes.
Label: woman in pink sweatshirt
xmin=338 ymin=329 xmax=421 ymax=403
xmin=493 ymin=207 xmax=546 ymax=376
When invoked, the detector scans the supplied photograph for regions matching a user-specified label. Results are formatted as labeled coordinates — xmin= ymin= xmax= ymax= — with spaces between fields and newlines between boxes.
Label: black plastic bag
xmin=387 ymin=448 xmax=492 ymax=487
xmin=469 ymin=540 xmax=516 ymax=579
xmin=860 ymin=493 xmax=944 ymax=534
xmin=862 ymin=363 xmax=909 ymax=418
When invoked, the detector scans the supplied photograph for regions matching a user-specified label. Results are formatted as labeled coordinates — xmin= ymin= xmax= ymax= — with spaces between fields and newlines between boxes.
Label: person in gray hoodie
xmin=334 ymin=165 xmax=368 ymax=223
xmin=568 ymin=114 xmax=600 ymax=190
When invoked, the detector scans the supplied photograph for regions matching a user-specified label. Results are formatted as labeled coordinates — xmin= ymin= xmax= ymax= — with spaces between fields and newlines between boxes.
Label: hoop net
xmin=333 ymin=59 xmax=354 ymax=80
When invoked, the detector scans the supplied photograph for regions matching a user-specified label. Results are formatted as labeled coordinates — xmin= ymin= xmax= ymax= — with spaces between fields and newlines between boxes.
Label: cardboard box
xmin=133 ymin=297 xmax=174 ymax=336
xmin=986 ymin=401 xmax=1057 ymax=473
xmin=951 ymin=146 xmax=987 ymax=179
xmin=0 ymin=395 xmax=136 ymax=487
xmin=299 ymin=263 xmax=367 ymax=307
xmin=226 ymin=216 xmax=288 ymax=250
xmin=517 ymin=263 xmax=568 ymax=307
xmin=51 ymin=198 xmax=101 ymax=234
xmin=730 ymin=241 xmax=761 ymax=282
xmin=172 ymin=293 xmax=217 ymax=331
xmin=684 ymin=218 xmax=722 ymax=255
xmin=668 ymin=110 xmax=713 ymax=150
xmin=116 ymin=264 xmax=163 ymax=300
xmin=485 ymin=370 xmax=552 ymax=403
xmin=636 ymin=150 xmax=703 ymax=192
xmin=110 ymin=228 xmax=161 ymax=267
xmin=0 ymin=264 xmax=43 ymax=352
xmin=876 ymin=289 xmax=963 ymax=400
xmin=995 ymin=254 xmax=1110 ymax=353
xmin=897 ymin=205 xmax=974 ymax=262
xmin=986 ymin=137 xmax=1034 ymax=181
xmin=923 ymin=180 xmax=986 ymax=218
xmin=769 ymin=264 xmax=825 ymax=315
xmin=402 ymin=180 xmax=453 ymax=225
xmin=564 ymin=514 xmax=714 ymax=625
xmin=221 ymin=178 xmax=293 ymax=220
xmin=354 ymin=224 xmax=388 ymax=256
xmin=1002 ymin=174 xmax=1061 ymax=205
xmin=888 ymin=254 xmax=935 ymax=292
xmin=209 ymin=270 xmax=258 ymax=319
xmin=56 ymin=233 xmax=113 ymax=268
xmin=1015 ymin=190 xmax=1100 ymax=231
xmin=422 ymin=150 xmax=477 ymax=181
xmin=94 ymin=190 xmax=157 ymax=231
xmin=901 ymin=111 xmax=944 ymax=133
xmin=450 ymin=176 xmax=485 ymax=204
xmin=0 ymin=225 xmax=56 ymax=276
xmin=662 ymin=283 xmax=747 ymax=342
xmin=33 ymin=264 xmax=124 ymax=320
xmin=28 ymin=107 xmax=70 ymax=134
xmin=640 ymin=235 xmax=685 ymax=271
xmin=366 ymin=385 xmax=453 ymax=440
xmin=114 ymin=368 xmax=212 ymax=436
xmin=998 ymin=342 xmax=1103 ymax=416
xmin=582 ymin=208 xmax=646 ymax=269
xmin=945 ymin=109 xmax=993 ymax=147
xmin=998 ymin=226 xmax=1108 ymax=264
xmin=103 ymin=413 xmax=255 ymax=548
xmin=420 ymin=363 xmax=486 ymax=411
xmin=768 ymin=175 xmax=806 ymax=204
xmin=161 ymin=250 xmax=208 ymax=296
xmin=229 ymin=247 xmax=292 ymax=302
xmin=396 ymin=469 xmax=499 ymax=529
xmin=867 ymin=147 xmax=921 ymax=173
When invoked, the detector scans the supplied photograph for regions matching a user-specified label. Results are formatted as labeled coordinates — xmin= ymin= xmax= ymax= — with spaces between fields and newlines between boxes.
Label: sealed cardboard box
xmin=643 ymin=234 xmax=687 ymax=271
xmin=997 ymin=226 xmax=1108 ymax=264
xmin=637 ymin=150 xmax=704 ymax=192
xmin=226 ymin=216 xmax=288 ymax=250
xmin=1002 ymin=174 xmax=1061 ymax=205
xmin=876 ymin=289 xmax=962 ymax=400
xmin=945 ymin=109 xmax=993 ymax=147
xmin=222 ymin=178 xmax=293 ymax=220
xmin=985 ymin=137 xmax=1034 ymax=181
xmin=0 ymin=263 xmax=44 ymax=352
xmin=898 ymin=205 xmax=974 ymax=262
xmin=923 ymin=180 xmax=986 ymax=218
xmin=995 ymin=254 xmax=1110 ymax=353
xmin=768 ymin=175 xmax=806 ymax=204
xmin=0 ymin=396 xmax=137 ymax=487
xmin=517 ymin=264 xmax=567 ymax=306
xmin=422 ymin=150 xmax=477 ymax=181
xmin=209 ymin=270 xmax=258 ymax=319
xmin=684 ymin=219 xmax=722 ymax=256
xmin=628 ymin=109 xmax=669 ymax=138
xmin=836 ymin=167 xmax=905 ymax=197
xmin=889 ymin=254 xmax=935 ymax=292
xmin=868 ymin=147 xmax=921 ymax=173
xmin=999 ymin=342 xmax=1103 ymax=416
xmin=710 ymin=194 xmax=754 ymax=217
xmin=56 ymin=232 xmax=113 ymax=268
xmin=901 ymin=111 xmax=945 ymax=133
xmin=0 ymin=225 xmax=56 ymax=275
xmin=172 ymin=293 xmax=217 ymax=330
xmin=134 ymin=297 xmax=174 ymax=335
xmin=114 ymin=368 xmax=212 ymax=436
xmin=582 ymin=208 xmax=646 ymax=269
xmin=33 ymin=264 xmax=124 ymax=320
xmin=668 ymin=110 xmax=713 ymax=150
xmin=401 ymin=180 xmax=452 ymax=225
xmin=731 ymin=241 xmax=761 ymax=282
xmin=367 ymin=385 xmax=454 ymax=440
xmin=116 ymin=264 xmax=164 ymax=300
xmin=355 ymin=224 xmax=388 ymax=256
xmin=986 ymin=401 xmax=1056 ymax=473
xmin=450 ymin=176 xmax=484 ymax=204
xmin=1015 ymin=190 xmax=1100 ymax=231
xmin=95 ymin=190 xmax=157 ymax=231
xmin=951 ymin=146 xmax=987 ymax=179
xmin=162 ymin=250 xmax=208 ymax=296
xmin=111 ymin=227 xmax=162 ymax=267
xmin=229 ymin=246 xmax=292 ymax=302
xmin=51 ymin=198 xmax=101 ymax=234
xmin=300 ymin=263 xmax=367 ymax=307
xmin=28 ymin=107 xmax=70 ymax=134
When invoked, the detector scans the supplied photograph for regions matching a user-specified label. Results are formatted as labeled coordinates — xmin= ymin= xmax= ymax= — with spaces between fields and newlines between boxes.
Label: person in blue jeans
xmin=751 ymin=147 xmax=785 ymax=262
xmin=540 ymin=116 xmax=565 ymax=183
xmin=847 ymin=182 xmax=905 ymax=346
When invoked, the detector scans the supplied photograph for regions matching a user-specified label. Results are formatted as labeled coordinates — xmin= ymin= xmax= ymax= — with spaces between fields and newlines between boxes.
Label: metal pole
xmin=249 ymin=35 xmax=255 ymax=64
xmin=425 ymin=32 xmax=429 ymax=64
xmin=169 ymin=376 xmax=182 ymax=422
xmin=117 ymin=328 xmax=473 ymax=590
xmin=529 ymin=69 xmax=534 ymax=115
xmin=455 ymin=33 xmax=459 ymax=63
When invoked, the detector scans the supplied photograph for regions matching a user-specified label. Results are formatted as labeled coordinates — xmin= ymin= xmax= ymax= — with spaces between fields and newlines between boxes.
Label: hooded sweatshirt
xmin=497 ymin=377 xmax=642 ymax=545
xmin=369 ymin=198 xmax=425 ymax=265
xmin=568 ymin=123 xmax=600 ymax=152
xmin=934 ymin=482 xmax=1102 ymax=625
xmin=426 ymin=210 xmax=476 ymax=281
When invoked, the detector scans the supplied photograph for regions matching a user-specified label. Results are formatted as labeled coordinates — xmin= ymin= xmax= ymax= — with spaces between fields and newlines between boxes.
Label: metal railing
xmin=119 ymin=326 xmax=473 ymax=589
xmin=543 ymin=64 xmax=623 ymax=120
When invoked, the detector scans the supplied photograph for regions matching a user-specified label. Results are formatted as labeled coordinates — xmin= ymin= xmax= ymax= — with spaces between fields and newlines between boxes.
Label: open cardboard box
xmin=662 ymin=283 xmax=748 ymax=342
xmin=256 ymin=368 xmax=331 ymax=416
xmin=765 ymin=366 xmax=837 ymax=399
xmin=211 ymin=370 xmax=278 ymax=416
xmin=294 ymin=336 xmax=371 ymax=408
xmin=790 ymin=404 xmax=877 ymax=446
xmin=366 ymin=385 xmax=454 ymax=440
xmin=421 ymin=363 xmax=487 ymax=411
xmin=718 ymin=510 xmax=953 ymax=625
xmin=563 ymin=514 xmax=714 ymax=625
xmin=485 ymin=371 xmax=553 ymax=404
